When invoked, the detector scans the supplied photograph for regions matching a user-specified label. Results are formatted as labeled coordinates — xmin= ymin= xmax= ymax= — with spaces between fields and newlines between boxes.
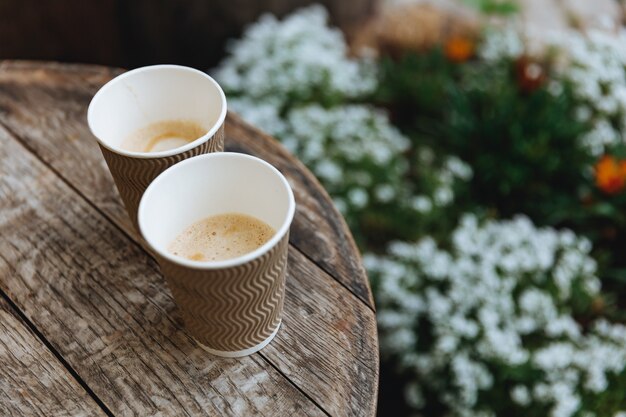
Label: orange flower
xmin=594 ymin=155 xmax=626 ymax=194
xmin=444 ymin=36 xmax=474 ymax=62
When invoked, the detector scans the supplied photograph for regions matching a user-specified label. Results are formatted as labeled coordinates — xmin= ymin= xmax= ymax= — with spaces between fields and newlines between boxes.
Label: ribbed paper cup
xmin=87 ymin=65 xmax=227 ymax=230
xmin=138 ymin=153 xmax=296 ymax=357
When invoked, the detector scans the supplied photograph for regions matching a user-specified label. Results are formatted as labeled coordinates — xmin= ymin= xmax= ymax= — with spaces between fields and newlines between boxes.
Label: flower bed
xmin=214 ymin=5 xmax=626 ymax=416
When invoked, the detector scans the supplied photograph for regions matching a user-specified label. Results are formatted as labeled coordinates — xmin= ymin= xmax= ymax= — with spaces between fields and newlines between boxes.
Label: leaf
xmin=592 ymin=202 xmax=617 ymax=217
xmin=604 ymin=268 xmax=626 ymax=284
xmin=460 ymin=0 xmax=520 ymax=16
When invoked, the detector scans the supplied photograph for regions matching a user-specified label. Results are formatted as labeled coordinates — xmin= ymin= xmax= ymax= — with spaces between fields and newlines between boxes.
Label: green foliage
xmin=375 ymin=46 xmax=626 ymax=323
xmin=446 ymin=73 xmax=591 ymax=223
xmin=460 ymin=0 xmax=519 ymax=15
xmin=376 ymin=49 xmax=592 ymax=223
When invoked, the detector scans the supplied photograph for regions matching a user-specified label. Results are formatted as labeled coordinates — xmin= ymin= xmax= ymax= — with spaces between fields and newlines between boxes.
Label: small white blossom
xmin=227 ymin=97 xmax=287 ymax=137
xmin=412 ymin=195 xmax=433 ymax=213
xmin=214 ymin=5 xmax=376 ymax=107
xmin=348 ymin=188 xmax=368 ymax=209
xmin=315 ymin=160 xmax=342 ymax=185
xmin=480 ymin=26 xmax=525 ymax=62
xmin=510 ymin=385 xmax=531 ymax=406
xmin=368 ymin=214 xmax=626 ymax=415
xmin=375 ymin=184 xmax=396 ymax=203
xmin=285 ymin=104 xmax=410 ymax=204
xmin=548 ymin=80 xmax=564 ymax=96
xmin=445 ymin=156 xmax=473 ymax=181
xmin=556 ymin=32 xmax=624 ymax=152
xmin=434 ymin=187 xmax=454 ymax=206
xmin=575 ymin=106 xmax=592 ymax=122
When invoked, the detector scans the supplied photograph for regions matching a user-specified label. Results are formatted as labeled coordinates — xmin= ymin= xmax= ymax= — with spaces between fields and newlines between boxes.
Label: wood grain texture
xmin=0 ymin=296 xmax=105 ymax=417
xmin=0 ymin=60 xmax=375 ymax=310
xmin=0 ymin=126 xmax=325 ymax=417
xmin=0 ymin=61 xmax=379 ymax=416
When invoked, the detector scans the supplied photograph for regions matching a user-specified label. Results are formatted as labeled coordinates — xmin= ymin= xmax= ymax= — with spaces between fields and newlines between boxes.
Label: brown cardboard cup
xmin=138 ymin=153 xmax=296 ymax=357
xmin=87 ymin=65 xmax=227 ymax=230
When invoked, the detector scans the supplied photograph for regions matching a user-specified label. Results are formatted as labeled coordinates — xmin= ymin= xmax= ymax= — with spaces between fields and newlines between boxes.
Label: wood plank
xmin=0 ymin=61 xmax=379 ymax=416
xmin=263 ymin=247 xmax=379 ymax=417
xmin=0 ymin=60 xmax=375 ymax=310
xmin=0 ymin=296 xmax=106 ymax=417
xmin=0 ymin=61 xmax=131 ymax=235
xmin=0 ymin=125 xmax=325 ymax=417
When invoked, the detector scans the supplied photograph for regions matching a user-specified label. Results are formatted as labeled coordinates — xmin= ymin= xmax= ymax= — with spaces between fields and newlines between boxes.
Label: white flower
xmin=315 ymin=160 xmax=343 ymax=185
xmin=580 ymin=119 xmax=619 ymax=157
xmin=375 ymin=184 xmax=396 ymax=203
xmin=445 ymin=156 xmax=473 ymax=181
xmin=548 ymin=80 xmax=564 ymax=96
xmin=479 ymin=26 xmax=524 ymax=61
xmin=575 ymin=106 xmax=592 ymax=122
xmin=434 ymin=187 xmax=454 ymax=206
xmin=547 ymin=30 xmax=626 ymax=155
xmin=548 ymin=383 xmax=580 ymax=417
xmin=382 ymin=327 xmax=416 ymax=352
xmin=412 ymin=195 xmax=433 ymax=213
xmin=369 ymin=214 xmax=626 ymax=415
xmin=227 ymin=97 xmax=287 ymax=137
xmin=451 ymin=352 xmax=494 ymax=407
xmin=510 ymin=385 xmax=531 ymax=406
xmin=533 ymin=343 xmax=575 ymax=370
xmin=285 ymin=104 xmax=409 ymax=186
xmin=348 ymin=188 xmax=368 ymax=208
xmin=545 ymin=316 xmax=581 ymax=340
xmin=214 ymin=5 xmax=376 ymax=107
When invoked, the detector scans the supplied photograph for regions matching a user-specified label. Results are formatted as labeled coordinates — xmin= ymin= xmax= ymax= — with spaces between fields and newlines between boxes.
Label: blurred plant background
xmin=213 ymin=1 xmax=626 ymax=416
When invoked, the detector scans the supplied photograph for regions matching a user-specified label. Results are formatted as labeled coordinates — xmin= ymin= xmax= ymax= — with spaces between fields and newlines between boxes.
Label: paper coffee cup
xmin=87 ymin=65 xmax=227 ymax=230
xmin=138 ymin=152 xmax=296 ymax=357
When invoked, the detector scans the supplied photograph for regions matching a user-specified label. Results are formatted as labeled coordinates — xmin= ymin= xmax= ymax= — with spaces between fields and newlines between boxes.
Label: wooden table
xmin=0 ymin=61 xmax=379 ymax=417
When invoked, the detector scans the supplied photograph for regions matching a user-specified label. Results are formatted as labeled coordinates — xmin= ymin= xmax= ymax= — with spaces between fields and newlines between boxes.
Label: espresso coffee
xmin=120 ymin=119 xmax=205 ymax=153
xmin=169 ymin=213 xmax=275 ymax=262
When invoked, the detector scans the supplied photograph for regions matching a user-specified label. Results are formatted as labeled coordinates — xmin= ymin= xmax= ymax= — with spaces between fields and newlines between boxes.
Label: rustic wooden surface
xmin=0 ymin=296 xmax=105 ymax=417
xmin=0 ymin=61 xmax=379 ymax=417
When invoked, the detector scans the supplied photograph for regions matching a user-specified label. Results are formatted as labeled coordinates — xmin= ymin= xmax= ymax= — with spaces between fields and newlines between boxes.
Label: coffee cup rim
xmin=87 ymin=64 xmax=227 ymax=160
xmin=138 ymin=152 xmax=296 ymax=270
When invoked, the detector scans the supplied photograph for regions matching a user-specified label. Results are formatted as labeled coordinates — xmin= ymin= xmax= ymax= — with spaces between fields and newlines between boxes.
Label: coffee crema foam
xmin=168 ymin=213 xmax=276 ymax=262
xmin=120 ymin=119 xmax=205 ymax=153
